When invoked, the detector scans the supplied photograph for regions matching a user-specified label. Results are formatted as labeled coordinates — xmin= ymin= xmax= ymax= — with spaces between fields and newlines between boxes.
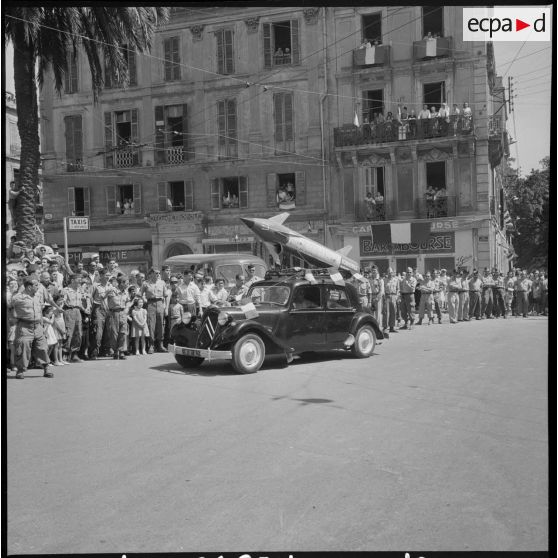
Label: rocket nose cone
xmin=240 ymin=217 xmax=255 ymax=230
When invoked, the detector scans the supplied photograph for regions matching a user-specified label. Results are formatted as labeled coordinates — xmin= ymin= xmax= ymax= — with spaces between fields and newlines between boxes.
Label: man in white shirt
xmin=176 ymin=271 xmax=201 ymax=315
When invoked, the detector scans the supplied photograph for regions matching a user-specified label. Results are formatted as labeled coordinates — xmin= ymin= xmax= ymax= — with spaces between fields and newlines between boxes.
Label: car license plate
xmin=179 ymin=348 xmax=201 ymax=357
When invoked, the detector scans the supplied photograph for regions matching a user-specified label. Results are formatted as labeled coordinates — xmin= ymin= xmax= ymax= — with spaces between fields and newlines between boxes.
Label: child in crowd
xmin=43 ymin=305 xmax=63 ymax=365
xmin=52 ymin=294 xmax=67 ymax=364
xmin=169 ymin=293 xmax=184 ymax=330
xmin=130 ymin=297 xmax=149 ymax=355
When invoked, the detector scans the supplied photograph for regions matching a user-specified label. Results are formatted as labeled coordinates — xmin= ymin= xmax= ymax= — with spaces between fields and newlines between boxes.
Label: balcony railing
xmin=166 ymin=145 xmax=186 ymax=165
xmin=488 ymin=114 xmax=503 ymax=136
xmin=353 ymin=44 xmax=390 ymax=67
xmin=356 ymin=200 xmax=396 ymax=222
xmin=415 ymin=195 xmax=457 ymax=219
xmin=112 ymin=148 xmax=140 ymax=168
xmin=413 ymin=36 xmax=451 ymax=61
xmin=334 ymin=115 xmax=473 ymax=148
xmin=66 ymin=159 xmax=84 ymax=172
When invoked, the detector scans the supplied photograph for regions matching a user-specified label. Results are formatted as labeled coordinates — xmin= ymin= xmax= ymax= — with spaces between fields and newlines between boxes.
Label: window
xmin=263 ymin=20 xmax=300 ymax=68
xmin=266 ymin=171 xmax=306 ymax=209
xmin=423 ymin=82 xmax=446 ymax=112
xmin=64 ymin=53 xmax=78 ymax=93
xmin=68 ymin=187 xmax=90 ymax=216
xmin=362 ymin=13 xmax=382 ymax=43
xmin=9 ymin=122 xmax=20 ymax=156
xmin=363 ymin=166 xmax=384 ymax=197
xmin=157 ymin=180 xmax=193 ymax=212
xmin=326 ymin=286 xmax=351 ymax=309
xmin=64 ymin=115 xmax=83 ymax=172
xmin=154 ymin=104 xmax=189 ymax=164
xmin=363 ymin=89 xmax=384 ymax=122
xmin=164 ymin=36 xmax=181 ymax=81
xmin=210 ymin=176 xmax=248 ymax=210
xmin=217 ymin=99 xmax=237 ymax=159
xmin=104 ymin=109 xmax=140 ymax=167
xmin=291 ymin=285 xmax=322 ymax=309
xmin=104 ymin=45 xmax=137 ymax=88
xmin=106 ymin=183 xmax=141 ymax=215
xmin=426 ymin=161 xmax=446 ymax=190
xmin=216 ymin=29 xmax=234 ymax=75
xmin=422 ymin=6 xmax=444 ymax=37
xmin=274 ymin=93 xmax=294 ymax=153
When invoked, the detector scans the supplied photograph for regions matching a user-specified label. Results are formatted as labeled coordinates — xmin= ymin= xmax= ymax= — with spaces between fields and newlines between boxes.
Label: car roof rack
xmin=264 ymin=267 xmax=337 ymax=280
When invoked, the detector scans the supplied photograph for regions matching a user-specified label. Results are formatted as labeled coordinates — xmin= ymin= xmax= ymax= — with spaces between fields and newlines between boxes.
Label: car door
xmin=324 ymin=285 xmax=356 ymax=345
xmin=284 ymin=285 xmax=325 ymax=350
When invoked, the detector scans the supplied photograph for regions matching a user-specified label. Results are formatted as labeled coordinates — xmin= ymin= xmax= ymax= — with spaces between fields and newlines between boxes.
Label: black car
xmin=168 ymin=269 xmax=384 ymax=374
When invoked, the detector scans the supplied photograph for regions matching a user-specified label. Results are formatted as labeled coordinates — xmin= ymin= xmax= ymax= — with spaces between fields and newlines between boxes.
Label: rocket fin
xmin=268 ymin=212 xmax=290 ymax=226
xmin=336 ymin=245 xmax=353 ymax=256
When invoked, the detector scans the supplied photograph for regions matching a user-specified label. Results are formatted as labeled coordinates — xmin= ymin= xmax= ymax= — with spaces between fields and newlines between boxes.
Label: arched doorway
xmin=165 ymin=242 xmax=193 ymax=259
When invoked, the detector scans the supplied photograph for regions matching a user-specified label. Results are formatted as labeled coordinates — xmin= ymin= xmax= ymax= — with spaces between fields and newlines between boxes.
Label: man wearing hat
xmin=176 ymin=270 xmax=201 ymax=317
xmin=11 ymin=276 xmax=53 ymax=378
xmin=141 ymin=268 xmax=170 ymax=353
xmin=468 ymin=269 xmax=483 ymax=320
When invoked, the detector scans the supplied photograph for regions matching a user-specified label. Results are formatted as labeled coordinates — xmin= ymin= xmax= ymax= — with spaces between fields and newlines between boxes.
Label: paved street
xmin=7 ymin=316 xmax=548 ymax=553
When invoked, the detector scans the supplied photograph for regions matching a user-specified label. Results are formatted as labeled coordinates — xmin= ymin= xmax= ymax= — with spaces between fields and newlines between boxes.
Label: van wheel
xmin=232 ymin=333 xmax=265 ymax=374
xmin=175 ymin=355 xmax=204 ymax=368
xmin=352 ymin=325 xmax=376 ymax=358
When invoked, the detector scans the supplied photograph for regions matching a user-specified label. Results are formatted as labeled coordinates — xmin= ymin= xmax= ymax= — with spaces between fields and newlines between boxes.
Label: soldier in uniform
xmin=417 ymin=271 xmax=435 ymax=325
xmin=492 ymin=271 xmax=506 ymax=318
xmin=514 ymin=270 xmax=532 ymax=318
xmin=399 ymin=267 xmax=417 ymax=330
xmin=62 ymin=274 xmax=84 ymax=362
xmin=468 ymin=269 xmax=483 ymax=320
xmin=141 ymin=268 xmax=170 ymax=353
xmin=369 ymin=266 xmax=384 ymax=330
xmin=78 ymin=277 xmax=93 ymax=359
xmin=432 ymin=269 xmax=443 ymax=324
xmin=504 ymin=270 xmax=516 ymax=316
xmin=107 ymin=276 xmax=131 ymax=359
xmin=480 ymin=267 xmax=495 ymax=318
xmin=447 ymin=269 xmax=461 ymax=324
xmin=11 ymin=277 xmax=54 ymax=379
xmin=89 ymin=268 xmax=115 ymax=359
xmin=354 ymin=270 xmax=371 ymax=309
xmin=458 ymin=269 xmax=470 ymax=321
xmin=383 ymin=268 xmax=400 ymax=333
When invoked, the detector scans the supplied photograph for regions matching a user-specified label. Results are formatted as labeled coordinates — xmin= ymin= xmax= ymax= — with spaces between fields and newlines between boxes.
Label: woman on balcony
xmin=462 ymin=102 xmax=473 ymax=132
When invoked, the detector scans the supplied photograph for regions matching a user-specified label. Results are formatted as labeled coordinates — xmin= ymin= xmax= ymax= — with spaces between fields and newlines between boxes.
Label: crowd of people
xmin=351 ymin=265 xmax=548 ymax=335
xmin=5 ymin=241 xmax=264 ymax=379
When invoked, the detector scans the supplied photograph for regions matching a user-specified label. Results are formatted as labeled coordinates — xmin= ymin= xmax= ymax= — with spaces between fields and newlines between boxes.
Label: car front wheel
xmin=352 ymin=325 xmax=376 ymax=358
xmin=232 ymin=333 xmax=266 ymax=374
xmin=175 ymin=355 xmax=205 ymax=368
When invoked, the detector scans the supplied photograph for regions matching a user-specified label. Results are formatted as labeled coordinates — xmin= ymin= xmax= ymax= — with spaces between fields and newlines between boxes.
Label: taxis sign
xmin=68 ymin=217 xmax=89 ymax=230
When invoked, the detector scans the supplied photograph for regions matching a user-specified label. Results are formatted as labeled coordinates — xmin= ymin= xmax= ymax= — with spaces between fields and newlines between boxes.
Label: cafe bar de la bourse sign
xmin=360 ymin=220 xmax=457 ymax=256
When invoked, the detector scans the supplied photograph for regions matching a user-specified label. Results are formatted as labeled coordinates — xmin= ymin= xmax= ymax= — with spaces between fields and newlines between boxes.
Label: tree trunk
xmin=13 ymin=27 xmax=41 ymax=247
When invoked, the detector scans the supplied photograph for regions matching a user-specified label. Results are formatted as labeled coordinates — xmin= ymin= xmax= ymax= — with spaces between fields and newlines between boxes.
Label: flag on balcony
xmin=364 ymin=43 xmax=375 ymax=65
xmin=371 ymin=222 xmax=432 ymax=245
xmin=371 ymin=223 xmax=391 ymax=244
xmin=390 ymin=223 xmax=411 ymax=244
xmin=426 ymin=37 xmax=437 ymax=57
xmin=353 ymin=110 xmax=360 ymax=127
xmin=411 ymin=222 xmax=432 ymax=243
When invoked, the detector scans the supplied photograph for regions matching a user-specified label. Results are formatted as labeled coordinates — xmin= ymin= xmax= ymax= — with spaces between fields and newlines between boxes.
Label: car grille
xmin=197 ymin=309 xmax=220 ymax=349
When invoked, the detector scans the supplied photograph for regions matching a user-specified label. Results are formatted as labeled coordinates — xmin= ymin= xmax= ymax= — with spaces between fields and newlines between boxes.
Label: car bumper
xmin=168 ymin=343 xmax=232 ymax=361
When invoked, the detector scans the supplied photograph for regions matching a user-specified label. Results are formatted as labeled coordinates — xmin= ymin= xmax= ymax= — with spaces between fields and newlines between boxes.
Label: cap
xmin=51 ymin=243 xmax=59 ymax=249
xmin=195 ymin=272 xmax=204 ymax=280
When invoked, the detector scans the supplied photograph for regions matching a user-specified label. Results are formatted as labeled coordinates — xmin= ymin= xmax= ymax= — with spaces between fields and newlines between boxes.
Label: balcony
xmin=107 ymin=147 xmax=140 ymax=168
xmin=66 ymin=159 xmax=84 ymax=172
xmin=165 ymin=146 xmax=186 ymax=165
xmin=488 ymin=114 xmax=503 ymax=136
xmin=334 ymin=115 xmax=474 ymax=148
xmin=353 ymin=44 xmax=390 ymax=68
xmin=413 ymin=36 xmax=451 ymax=61
xmin=356 ymin=200 xmax=396 ymax=222
xmin=415 ymin=195 xmax=457 ymax=219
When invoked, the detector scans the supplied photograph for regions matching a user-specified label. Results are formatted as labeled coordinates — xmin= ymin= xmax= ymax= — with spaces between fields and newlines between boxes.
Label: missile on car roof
xmin=240 ymin=213 xmax=360 ymax=275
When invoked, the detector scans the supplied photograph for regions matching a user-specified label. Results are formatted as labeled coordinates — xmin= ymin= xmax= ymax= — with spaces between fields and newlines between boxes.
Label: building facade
xmin=40 ymin=6 xmax=511 ymax=274
xmin=6 ymin=91 xmax=20 ymax=239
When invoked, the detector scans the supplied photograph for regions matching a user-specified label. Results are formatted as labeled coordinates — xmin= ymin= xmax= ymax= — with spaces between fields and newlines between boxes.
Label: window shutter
xmin=184 ymin=179 xmax=194 ymax=210
xmin=106 ymin=185 xmax=116 ymax=215
xmin=210 ymin=178 xmax=221 ymax=209
xmin=441 ymin=81 xmax=446 ymax=103
xmin=274 ymin=94 xmax=283 ymax=142
xmin=263 ymin=23 xmax=272 ymax=69
xmin=68 ymin=187 xmax=76 ymax=215
xmin=216 ymin=30 xmax=225 ymax=74
xmin=104 ymin=112 xmax=114 ymax=168
xmin=154 ymin=105 xmax=165 ymax=164
xmin=217 ymin=100 xmax=226 ymax=150
xmin=131 ymin=109 xmax=139 ymax=165
xmin=83 ymin=187 xmax=90 ymax=216
xmin=225 ymin=30 xmax=234 ymax=74
xmin=164 ymin=38 xmax=171 ymax=81
xmin=291 ymin=20 xmax=300 ymax=65
xmin=182 ymin=103 xmax=189 ymax=158
xmin=172 ymin=37 xmax=180 ymax=80
xmin=74 ymin=115 xmax=83 ymax=164
xmin=227 ymin=99 xmax=237 ymax=158
xmin=157 ymin=181 xmax=168 ymax=212
xmin=133 ymin=183 xmax=142 ymax=214
xmin=127 ymin=48 xmax=137 ymax=86
xmin=239 ymin=176 xmax=248 ymax=208
xmin=266 ymin=173 xmax=278 ymax=207
xmin=295 ymin=171 xmax=306 ymax=205
xmin=284 ymin=93 xmax=293 ymax=141
xmin=64 ymin=116 xmax=75 ymax=164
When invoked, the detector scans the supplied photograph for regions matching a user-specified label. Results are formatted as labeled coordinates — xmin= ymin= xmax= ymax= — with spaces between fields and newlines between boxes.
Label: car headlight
xmin=181 ymin=312 xmax=192 ymax=325
xmin=217 ymin=311 xmax=231 ymax=326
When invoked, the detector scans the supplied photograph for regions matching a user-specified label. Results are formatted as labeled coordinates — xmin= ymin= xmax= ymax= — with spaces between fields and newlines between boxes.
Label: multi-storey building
xmin=40 ymin=6 xmax=511 ymax=274
xmin=6 ymin=91 xmax=21 ymax=238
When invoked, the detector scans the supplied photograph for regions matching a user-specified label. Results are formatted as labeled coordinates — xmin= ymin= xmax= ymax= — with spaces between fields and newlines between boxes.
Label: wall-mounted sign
xmin=360 ymin=232 xmax=455 ymax=256
xmin=145 ymin=211 xmax=204 ymax=224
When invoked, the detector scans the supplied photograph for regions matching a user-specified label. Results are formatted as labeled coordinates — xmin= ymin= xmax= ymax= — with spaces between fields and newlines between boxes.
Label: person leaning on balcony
xmin=365 ymin=191 xmax=375 ymax=220
xmin=451 ymin=104 xmax=461 ymax=135
xmin=462 ymin=102 xmax=473 ymax=131
xmin=407 ymin=109 xmax=417 ymax=137
xmin=418 ymin=105 xmax=431 ymax=119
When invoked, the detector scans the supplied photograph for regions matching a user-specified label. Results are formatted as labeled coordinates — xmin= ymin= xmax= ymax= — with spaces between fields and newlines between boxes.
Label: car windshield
xmin=247 ymin=284 xmax=291 ymax=306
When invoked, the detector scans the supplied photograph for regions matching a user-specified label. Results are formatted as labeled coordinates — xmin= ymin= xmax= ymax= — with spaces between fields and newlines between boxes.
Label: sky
xmin=3 ymin=8 xmax=552 ymax=176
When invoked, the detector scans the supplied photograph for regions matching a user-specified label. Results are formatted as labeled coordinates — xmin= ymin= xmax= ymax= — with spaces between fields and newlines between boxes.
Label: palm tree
xmin=5 ymin=7 xmax=169 ymax=246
